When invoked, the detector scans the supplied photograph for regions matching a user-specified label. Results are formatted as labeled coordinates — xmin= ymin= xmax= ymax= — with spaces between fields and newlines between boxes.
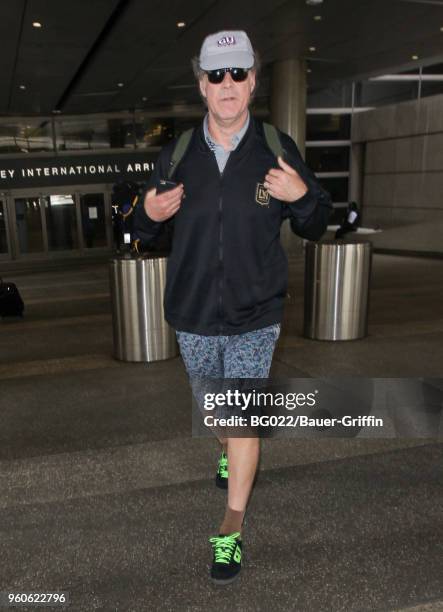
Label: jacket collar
xmin=196 ymin=112 xmax=256 ymax=156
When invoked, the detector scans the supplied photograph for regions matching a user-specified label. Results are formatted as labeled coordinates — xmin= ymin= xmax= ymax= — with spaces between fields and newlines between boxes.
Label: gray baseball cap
xmin=199 ymin=30 xmax=254 ymax=71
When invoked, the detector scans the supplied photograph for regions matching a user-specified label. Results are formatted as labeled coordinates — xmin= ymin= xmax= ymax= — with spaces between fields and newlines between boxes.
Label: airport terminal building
xmin=0 ymin=1 xmax=442 ymax=610
xmin=1 ymin=0 xmax=443 ymax=264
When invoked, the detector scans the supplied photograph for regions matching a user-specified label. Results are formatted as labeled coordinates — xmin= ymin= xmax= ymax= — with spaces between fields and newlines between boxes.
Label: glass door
xmin=5 ymin=185 xmax=113 ymax=260
xmin=44 ymin=193 xmax=80 ymax=251
xmin=79 ymin=192 xmax=108 ymax=249
xmin=13 ymin=196 xmax=46 ymax=256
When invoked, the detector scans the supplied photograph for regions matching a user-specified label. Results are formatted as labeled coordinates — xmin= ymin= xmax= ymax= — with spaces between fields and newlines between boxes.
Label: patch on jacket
xmin=255 ymin=183 xmax=270 ymax=206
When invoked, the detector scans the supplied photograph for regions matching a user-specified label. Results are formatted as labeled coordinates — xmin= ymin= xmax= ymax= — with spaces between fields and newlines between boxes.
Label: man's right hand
xmin=144 ymin=184 xmax=184 ymax=222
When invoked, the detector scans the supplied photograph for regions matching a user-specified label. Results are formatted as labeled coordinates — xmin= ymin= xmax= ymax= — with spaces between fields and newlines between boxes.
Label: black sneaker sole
xmin=210 ymin=569 xmax=241 ymax=585
xmin=215 ymin=473 xmax=228 ymax=489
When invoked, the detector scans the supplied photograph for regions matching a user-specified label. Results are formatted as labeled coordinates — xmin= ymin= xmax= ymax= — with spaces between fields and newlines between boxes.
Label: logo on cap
xmin=218 ymin=36 xmax=236 ymax=46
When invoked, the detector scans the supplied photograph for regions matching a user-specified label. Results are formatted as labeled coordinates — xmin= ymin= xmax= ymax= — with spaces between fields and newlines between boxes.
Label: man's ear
xmin=249 ymin=70 xmax=256 ymax=95
xmin=199 ymin=77 xmax=207 ymax=100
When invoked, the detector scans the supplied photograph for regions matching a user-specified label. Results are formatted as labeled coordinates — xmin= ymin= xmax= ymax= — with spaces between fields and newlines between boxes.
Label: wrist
xmin=295 ymin=186 xmax=308 ymax=201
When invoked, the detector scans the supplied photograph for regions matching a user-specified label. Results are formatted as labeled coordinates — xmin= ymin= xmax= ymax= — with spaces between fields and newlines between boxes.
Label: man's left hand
xmin=264 ymin=156 xmax=308 ymax=203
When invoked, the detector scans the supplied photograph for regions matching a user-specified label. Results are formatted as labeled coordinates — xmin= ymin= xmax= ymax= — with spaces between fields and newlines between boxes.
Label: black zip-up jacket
xmin=134 ymin=116 xmax=332 ymax=335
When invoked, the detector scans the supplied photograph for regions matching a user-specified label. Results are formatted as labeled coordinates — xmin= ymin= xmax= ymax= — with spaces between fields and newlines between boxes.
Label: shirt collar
xmin=203 ymin=111 xmax=250 ymax=152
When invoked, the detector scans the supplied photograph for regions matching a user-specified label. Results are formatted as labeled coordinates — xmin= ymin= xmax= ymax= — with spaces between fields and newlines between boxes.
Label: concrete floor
xmin=0 ymin=254 xmax=442 ymax=611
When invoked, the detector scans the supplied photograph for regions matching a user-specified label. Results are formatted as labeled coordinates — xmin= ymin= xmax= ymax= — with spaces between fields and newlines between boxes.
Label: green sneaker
xmin=215 ymin=451 xmax=228 ymax=489
xmin=209 ymin=532 xmax=242 ymax=584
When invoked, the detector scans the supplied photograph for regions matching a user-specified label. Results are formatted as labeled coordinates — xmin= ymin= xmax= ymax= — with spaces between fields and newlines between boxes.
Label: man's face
xmin=199 ymin=68 xmax=256 ymax=123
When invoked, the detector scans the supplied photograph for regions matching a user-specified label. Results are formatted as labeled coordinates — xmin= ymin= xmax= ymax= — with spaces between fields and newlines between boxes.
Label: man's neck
xmin=207 ymin=110 xmax=249 ymax=150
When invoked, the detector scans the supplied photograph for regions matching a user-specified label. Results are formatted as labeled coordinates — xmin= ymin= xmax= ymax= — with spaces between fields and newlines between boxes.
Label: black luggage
xmin=0 ymin=278 xmax=24 ymax=318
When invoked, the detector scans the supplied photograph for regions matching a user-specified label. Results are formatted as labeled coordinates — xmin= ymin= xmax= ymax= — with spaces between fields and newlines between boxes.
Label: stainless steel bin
xmin=304 ymin=240 xmax=372 ymax=341
xmin=109 ymin=255 xmax=178 ymax=362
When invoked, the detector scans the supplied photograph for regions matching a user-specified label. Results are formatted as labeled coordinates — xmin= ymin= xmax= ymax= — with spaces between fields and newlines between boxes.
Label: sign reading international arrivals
xmin=0 ymin=151 xmax=158 ymax=189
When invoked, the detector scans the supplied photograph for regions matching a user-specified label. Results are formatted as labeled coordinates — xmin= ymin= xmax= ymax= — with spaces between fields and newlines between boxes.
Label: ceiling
xmin=1 ymin=0 xmax=443 ymax=116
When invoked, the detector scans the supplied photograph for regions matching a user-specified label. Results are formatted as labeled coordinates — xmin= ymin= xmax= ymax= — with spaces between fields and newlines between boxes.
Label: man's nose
xmin=222 ymin=71 xmax=234 ymax=86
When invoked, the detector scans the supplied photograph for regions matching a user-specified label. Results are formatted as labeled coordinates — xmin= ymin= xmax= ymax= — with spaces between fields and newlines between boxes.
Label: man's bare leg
xmin=219 ymin=437 xmax=259 ymax=535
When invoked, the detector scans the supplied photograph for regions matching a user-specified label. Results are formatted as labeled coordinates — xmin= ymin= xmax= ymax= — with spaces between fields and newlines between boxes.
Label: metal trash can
xmin=109 ymin=254 xmax=178 ymax=362
xmin=304 ymin=240 xmax=372 ymax=341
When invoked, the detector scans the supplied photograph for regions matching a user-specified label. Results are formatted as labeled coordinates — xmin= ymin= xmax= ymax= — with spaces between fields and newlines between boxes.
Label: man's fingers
xmin=266 ymin=187 xmax=281 ymax=200
xmin=164 ymin=191 xmax=184 ymax=207
xmin=267 ymin=168 xmax=284 ymax=179
xmin=154 ymin=198 xmax=182 ymax=221
xmin=266 ymin=158 xmax=298 ymax=179
xmin=160 ymin=190 xmax=182 ymax=203
xmin=169 ymin=183 xmax=184 ymax=195
xmin=264 ymin=174 xmax=280 ymax=187
xmin=167 ymin=197 xmax=183 ymax=210
xmin=164 ymin=202 xmax=181 ymax=218
xmin=158 ymin=188 xmax=184 ymax=206
xmin=277 ymin=155 xmax=297 ymax=174
xmin=264 ymin=175 xmax=284 ymax=189
xmin=168 ymin=201 xmax=182 ymax=214
xmin=145 ymin=183 xmax=183 ymax=221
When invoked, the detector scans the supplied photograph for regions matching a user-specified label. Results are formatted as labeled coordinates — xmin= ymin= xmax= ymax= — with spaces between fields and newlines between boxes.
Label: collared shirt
xmin=203 ymin=111 xmax=250 ymax=173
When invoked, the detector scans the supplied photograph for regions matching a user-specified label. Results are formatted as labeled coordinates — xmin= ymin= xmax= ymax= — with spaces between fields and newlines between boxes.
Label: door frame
xmin=0 ymin=196 xmax=13 ymax=260
xmin=3 ymin=183 xmax=113 ymax=260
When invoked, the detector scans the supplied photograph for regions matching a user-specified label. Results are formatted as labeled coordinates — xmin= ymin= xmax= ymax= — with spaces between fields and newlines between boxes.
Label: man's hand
xmin=144 ymin=184 xmax=184 ymax=222
xmin=263 ymin=156 xmax=308 ymax=203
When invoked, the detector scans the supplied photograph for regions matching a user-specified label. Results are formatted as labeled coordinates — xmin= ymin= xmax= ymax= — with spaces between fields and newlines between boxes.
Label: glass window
xmin=135 ymin=117 xmax=175 ymax=148
xmin=422 ymin=62 xmax=443 ymax=74
xmin=80 ymin=193 xmax=107 ymax=248
xmin=54 ymin=116 xmax=134 ymax=151
xmin=420 ymin=81 xmax=443 ymax=98
xmin=0 ymin=119 xmax=54 ymax=154
xmin=317 ymin=177 xmax=349 ymax=203
xmin=306 ymin=114 xmax=351 ymax=141
xmin=353 ymin=79 xmax=418 ymax=107
xmin=306 ymin=146 xmax=350 ymax=173
xmin=420 ymin=63 xmax=443 ymax=99
xmin=44 ymin=194 xmax=79 ymax=251
xmin=14 ymin=198 xmax=45 ymax=253
xmin=108 ymin=118 xmax=135 ymax=149
xmin=0 ymin=201 xmax=8 ymax=253
xmin=307 ymin=82 xmax=353 ymax=109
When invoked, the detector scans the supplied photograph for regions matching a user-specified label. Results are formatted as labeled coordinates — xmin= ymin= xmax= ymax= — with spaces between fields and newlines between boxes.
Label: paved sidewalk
xmin=0 ymin=255 xmax=442 ymax=611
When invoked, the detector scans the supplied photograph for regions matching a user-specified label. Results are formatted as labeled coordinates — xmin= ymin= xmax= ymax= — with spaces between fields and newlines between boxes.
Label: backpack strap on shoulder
xmin=262 ymin=122 xmax=286 ymax=160
xmin=168 ymin=128 xmax=194 ymax=179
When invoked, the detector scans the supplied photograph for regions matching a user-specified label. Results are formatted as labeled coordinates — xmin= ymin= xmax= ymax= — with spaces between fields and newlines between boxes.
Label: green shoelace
xmin=209 ymin=532 xmax=241 ymax=564
xmin=217 ymin=453 xmax=228 ymax=478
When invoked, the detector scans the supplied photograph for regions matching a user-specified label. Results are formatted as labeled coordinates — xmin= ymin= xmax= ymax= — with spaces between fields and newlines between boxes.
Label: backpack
xmin=111 ymin=181 xmax=141 ymax=251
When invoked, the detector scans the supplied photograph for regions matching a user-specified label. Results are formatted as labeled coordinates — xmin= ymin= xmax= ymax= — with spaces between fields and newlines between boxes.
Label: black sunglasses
xmin=206 ymin=67 xmax=249 ymax=84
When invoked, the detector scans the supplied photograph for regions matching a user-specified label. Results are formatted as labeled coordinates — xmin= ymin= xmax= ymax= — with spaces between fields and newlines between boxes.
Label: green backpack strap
xmin=263 ymin=122 xmax=286 ymax=161
xmin=168 ymin=128 xmax=194 ymax=179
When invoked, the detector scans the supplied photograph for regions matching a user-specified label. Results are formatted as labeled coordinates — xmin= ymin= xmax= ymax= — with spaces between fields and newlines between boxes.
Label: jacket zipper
xmin=218 ymin=191 xmax=223 ymax=334
xmin=216 ymin=155 xmax=232 ymax=335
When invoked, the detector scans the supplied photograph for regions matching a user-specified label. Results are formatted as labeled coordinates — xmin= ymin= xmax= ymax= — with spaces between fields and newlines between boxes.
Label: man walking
xmin=134 ymin=30 xmax=331 ymax=584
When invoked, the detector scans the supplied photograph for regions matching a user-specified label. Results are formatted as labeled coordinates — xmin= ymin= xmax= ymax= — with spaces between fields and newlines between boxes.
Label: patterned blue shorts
xmin=176 ymin=323 xmax=281 ymax=379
